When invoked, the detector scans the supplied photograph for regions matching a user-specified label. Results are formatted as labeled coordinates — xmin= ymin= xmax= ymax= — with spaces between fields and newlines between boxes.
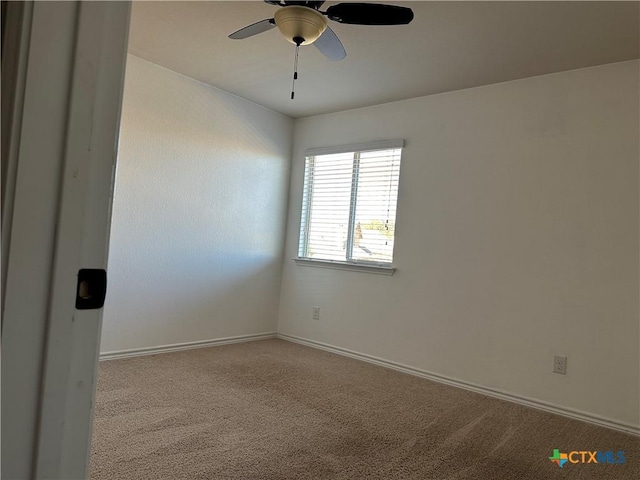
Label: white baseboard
xmin=277 ymin=332 xmax=639 ymax=437
xmin=99 ymin=332 xmax=277 ymax=361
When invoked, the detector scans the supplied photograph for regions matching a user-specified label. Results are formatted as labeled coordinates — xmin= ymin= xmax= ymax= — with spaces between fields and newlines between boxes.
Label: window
xmin=298 ymin=140 xmax=403 ymax=267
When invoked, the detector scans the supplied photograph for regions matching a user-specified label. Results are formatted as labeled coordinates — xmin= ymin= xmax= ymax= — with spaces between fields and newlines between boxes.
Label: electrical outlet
xmin=312 ymin=306 xmax=320 ymax=321
xmin=553 ymin=355 xmax=567 ymax=375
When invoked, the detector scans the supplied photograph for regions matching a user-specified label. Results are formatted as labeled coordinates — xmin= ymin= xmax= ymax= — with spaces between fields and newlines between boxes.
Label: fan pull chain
xmin=291 ymin=37 xmax=303 ymax=100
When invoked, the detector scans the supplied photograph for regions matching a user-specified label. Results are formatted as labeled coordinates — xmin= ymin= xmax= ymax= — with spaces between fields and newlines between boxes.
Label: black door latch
xmin=75 ymin=269 xmax=107 ymax=310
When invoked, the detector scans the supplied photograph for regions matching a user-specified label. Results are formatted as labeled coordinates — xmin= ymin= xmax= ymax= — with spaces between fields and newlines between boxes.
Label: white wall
xmin=101 ymin=55 xmax=292 ymax=352
xmin=278 ymin=61 xmax=639 ymax=428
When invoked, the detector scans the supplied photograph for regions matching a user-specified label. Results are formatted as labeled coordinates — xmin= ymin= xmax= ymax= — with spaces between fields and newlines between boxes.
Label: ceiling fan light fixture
xmin=274 ymin=6 xmax=328 ymax=45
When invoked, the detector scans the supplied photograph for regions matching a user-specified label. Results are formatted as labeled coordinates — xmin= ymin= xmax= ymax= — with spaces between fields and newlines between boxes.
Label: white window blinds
xmin=299 ymin=140 xmax=403 ymax=265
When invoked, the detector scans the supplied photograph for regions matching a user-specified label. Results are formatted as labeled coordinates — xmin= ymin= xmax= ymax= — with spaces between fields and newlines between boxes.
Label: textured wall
xmin=101 ymin=55 xmax=292 ymax=352
xmin=278 ymin=61 xmax=639 ymax=428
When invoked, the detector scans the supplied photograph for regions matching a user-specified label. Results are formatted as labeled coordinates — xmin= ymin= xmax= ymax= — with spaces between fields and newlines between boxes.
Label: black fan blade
xmin=325 ymin=3 xmax=414 ymax=25
xmin=314 ymin=26 xmax=346 ymax=61
xmin=229 ymin=18 xmax=276 ymax=40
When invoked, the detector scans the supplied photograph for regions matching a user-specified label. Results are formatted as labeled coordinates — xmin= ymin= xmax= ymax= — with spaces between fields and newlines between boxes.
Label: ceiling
xmin=128 ymin=1 xmax=639 ymax=118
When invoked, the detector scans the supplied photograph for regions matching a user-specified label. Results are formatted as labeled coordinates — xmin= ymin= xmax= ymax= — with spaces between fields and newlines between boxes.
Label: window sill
xmin=293 ymin=258 xmax=396 ymax=275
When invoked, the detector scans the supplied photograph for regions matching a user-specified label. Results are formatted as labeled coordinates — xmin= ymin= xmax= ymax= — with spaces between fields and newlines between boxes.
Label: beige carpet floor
xmin=90 ymin=339 xmax=638 ymax=479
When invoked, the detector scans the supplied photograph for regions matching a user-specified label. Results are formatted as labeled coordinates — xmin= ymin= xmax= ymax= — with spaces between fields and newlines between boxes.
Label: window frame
xmin=296 ymin=139 xmax=403 ymax=274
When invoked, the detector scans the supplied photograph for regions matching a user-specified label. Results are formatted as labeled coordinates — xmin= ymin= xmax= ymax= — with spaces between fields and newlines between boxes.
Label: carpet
xmin=90 ymin=338 xmax=638 ymax=479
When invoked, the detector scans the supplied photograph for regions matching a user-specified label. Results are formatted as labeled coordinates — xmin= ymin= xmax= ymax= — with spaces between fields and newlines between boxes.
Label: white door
xmin=1 ymin=1 xmax=130 ymax=478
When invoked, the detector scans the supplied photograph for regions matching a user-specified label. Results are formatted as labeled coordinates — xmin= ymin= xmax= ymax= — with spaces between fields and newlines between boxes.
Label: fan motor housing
xmin=274 ymin=6 xmax=328 ymax=45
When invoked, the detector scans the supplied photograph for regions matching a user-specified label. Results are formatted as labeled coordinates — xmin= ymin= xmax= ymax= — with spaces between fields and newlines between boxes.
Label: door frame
xmin=1 ymin=1 xmax=131 ymax=478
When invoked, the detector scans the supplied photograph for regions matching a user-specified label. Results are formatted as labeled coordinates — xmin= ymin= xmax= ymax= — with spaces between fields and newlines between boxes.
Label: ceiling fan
xmin=229 ymin=1 xmax=414 ymax=98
